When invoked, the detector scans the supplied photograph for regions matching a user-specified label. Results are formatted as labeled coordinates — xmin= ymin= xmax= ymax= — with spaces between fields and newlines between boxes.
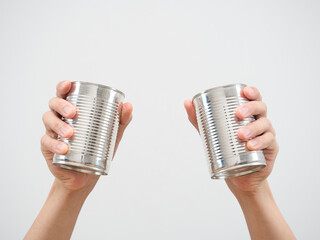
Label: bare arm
xmin=25 ymin=180 xmax=93 ymax=240
xmin=25 ymin=81 xmax=133 ymax=240
xmin=234 ymin=181 xmax=294 ymax=240
xmin=184 ymin=86 xmax=295 ymax=240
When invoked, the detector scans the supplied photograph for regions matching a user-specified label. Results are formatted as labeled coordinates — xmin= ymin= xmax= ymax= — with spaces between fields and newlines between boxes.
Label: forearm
xmin=234 ymin=181 xmax=295 ymax=240
xmin=25 ymin=179 xmax=90 ymax=240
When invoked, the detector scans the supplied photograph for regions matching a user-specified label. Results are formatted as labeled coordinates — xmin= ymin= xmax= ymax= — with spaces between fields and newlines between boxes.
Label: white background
xmin=0 ymin=0 xmax=319 ymax=239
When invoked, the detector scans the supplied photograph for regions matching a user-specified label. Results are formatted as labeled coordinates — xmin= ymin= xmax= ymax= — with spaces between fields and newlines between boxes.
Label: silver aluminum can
xmin=193 ymin=83 xmax=266 ymax=179
xmin=53 ymin=81 xmax=125 ymax=175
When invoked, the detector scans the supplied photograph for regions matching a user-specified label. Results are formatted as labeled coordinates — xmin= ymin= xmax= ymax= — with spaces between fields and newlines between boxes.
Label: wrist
xmin=51 ymin=179 xmax=92 ymax=203
xmin=232 ymin=180 xmax=272 ymax=201
xmin=233 ymin=180 xmax=274 ymax=205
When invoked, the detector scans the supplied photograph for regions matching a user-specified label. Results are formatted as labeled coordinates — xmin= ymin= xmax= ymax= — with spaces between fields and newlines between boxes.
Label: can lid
xmin=71 ymin=81 xmax=125 ymax=98
xmin=192 ymin=83 xmax=246 ymax=101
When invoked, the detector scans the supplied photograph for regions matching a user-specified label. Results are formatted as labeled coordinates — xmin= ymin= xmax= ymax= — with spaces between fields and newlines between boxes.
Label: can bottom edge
xmin=53 ymin=160 xmax=108 ymax=176
xmin=211 ymin=161 xmax=266 ymax=180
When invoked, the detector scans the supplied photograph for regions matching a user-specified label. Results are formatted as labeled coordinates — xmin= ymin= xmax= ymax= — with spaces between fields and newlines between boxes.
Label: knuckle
xmin=251 ymin=123 xmax=261 ymax=135
xmin=252 ymin=86 xmax=261 ymax=98
xmin=252 ymin=101 xmax=260 ymax=112
xmin=50 ymin=97 xmax=65 ymax=112
xmin=42 ymin=111 xmax=50 ymax=122
xmin=275 ymin=142 xmax=280 ymax=152
xmin=266 ymin=119 xmax=272 ymax=129
xmin=268 ymin=132 xmax=275 ymax=142
xmin=247 ymin=101 xmax=257 ymax=112
xmin=48 ymin=97 xmax=56 ymax=108
xmin=262 ymin=117 xmax=271 ymax=129
xmin=128 ymin=114 xmax=133 ymax=124
xmin=40 ymin=135 xmax=47 ymax=146
xmin=56 ymin=81 xmax=64 ymax=91
xmin=63 ymin=101 xmax=73 ymax=110
xmin=267 ymin=119 xmax=272 ymax=130
xmin=261 ymin=101 xmax=267 ymax=113
xmin=53 ymin=120 xmax=64 ymax=132
xmin=251 ymin=86 xmax=259 ymax=94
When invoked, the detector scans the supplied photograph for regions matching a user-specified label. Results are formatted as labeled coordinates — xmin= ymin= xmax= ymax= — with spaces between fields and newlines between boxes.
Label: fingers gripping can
xmin=193 ymin=83 xmax=266 ymax=179
xmin=53 ymin=81 xmax=125 ymax=175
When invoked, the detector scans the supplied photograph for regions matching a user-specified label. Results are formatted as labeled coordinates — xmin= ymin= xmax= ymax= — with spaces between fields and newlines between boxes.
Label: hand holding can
xmin=53 ymin=81 xmax=125 ymax=175
xmin=192 ymin=83 xmax=266 ymax=179
xmin=41 ymin=80 xmax=132 ymax=191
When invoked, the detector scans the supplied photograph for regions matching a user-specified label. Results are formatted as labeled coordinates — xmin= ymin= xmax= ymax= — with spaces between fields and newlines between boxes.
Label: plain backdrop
xmin=0 ymin=0 xmax=319 ymax=239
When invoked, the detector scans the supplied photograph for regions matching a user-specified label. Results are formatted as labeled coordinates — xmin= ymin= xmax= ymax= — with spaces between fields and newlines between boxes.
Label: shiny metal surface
xmin=53 ymin=81 xmax=125 ymax=175
xmin=193 ymin=83 xmax=266 ymax=179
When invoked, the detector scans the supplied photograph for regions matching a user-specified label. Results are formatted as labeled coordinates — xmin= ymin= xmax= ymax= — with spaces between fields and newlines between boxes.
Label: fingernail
xmin=63 ymin=106 xmax=74 ymax=115
xmin=56 ymin=142 xmax=66 ymax=152
xmin=60 ymin=125 xmax=70 ymax=135
xmin=249 ymin=139 xmax=259 ymax=148
xmin=240 ymin=128 xmax=251 ymax=138
xmin=239 ymin=106 xmax=249 ymax=117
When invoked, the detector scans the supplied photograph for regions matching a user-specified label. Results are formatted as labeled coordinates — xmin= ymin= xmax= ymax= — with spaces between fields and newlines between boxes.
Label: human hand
xmin=41 ymin=81 xmax=133 ymax=193
xmin=184 ymin=86 xmax=278 ymax=197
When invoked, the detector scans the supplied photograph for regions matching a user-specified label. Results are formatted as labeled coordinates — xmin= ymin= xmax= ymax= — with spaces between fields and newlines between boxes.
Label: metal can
xmin=193 ymin=83 xmax=266 ymax=179
xmin=53 ymin=81 xmax=125 ymax=175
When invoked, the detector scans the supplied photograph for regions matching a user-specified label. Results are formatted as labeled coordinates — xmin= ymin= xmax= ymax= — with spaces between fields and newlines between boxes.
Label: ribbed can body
xmin=53 ymin=81 xmax=125 ymax=175
xmin=193 ymin=83 xmax=266 ymax=179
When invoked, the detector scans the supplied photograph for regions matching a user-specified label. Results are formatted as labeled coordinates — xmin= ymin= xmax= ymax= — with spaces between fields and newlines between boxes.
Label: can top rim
xmin=72 ymin=81 xmax=125 ymax=97
xmin=192 ymin=83 xmax=246 ymax=101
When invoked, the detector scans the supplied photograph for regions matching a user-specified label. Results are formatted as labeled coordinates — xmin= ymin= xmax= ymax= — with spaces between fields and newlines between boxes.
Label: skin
xmin=184 ymin=86 xmax=295 ymax=240
xmin=26 ymin=83 xmax=295 ymax=240
xmin=25 ymin=81 xmax=133 ymax=240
